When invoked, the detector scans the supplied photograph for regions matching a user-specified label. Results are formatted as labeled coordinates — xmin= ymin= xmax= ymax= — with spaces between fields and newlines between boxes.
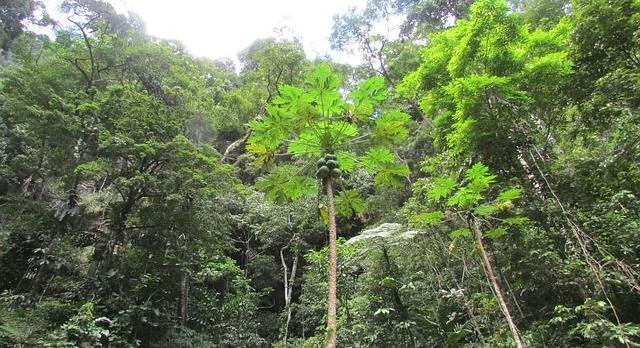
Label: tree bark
xmin=280 ymin=241 xmax=299 ymax=347
xmin=325 ymin=177 xmax=338 ymax=348
xmin=180 ymin=271 xmax=189 ymax=326
xmin=220 ymin=129 xmax=252 ymax=163
xmin=470 ymin=217 xmax=525 ymax=348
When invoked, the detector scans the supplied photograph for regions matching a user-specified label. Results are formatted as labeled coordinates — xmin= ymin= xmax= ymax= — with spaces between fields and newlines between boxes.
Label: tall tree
xmin=247 ymin=63 xmax=410 ymax=346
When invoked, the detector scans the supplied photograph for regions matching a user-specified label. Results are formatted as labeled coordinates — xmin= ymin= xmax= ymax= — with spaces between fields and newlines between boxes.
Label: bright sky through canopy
xmin=43 ymin=0 xmax=368 ymax=64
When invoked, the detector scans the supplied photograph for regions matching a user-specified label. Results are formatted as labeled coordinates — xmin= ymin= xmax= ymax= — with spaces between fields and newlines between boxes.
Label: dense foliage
xmin=1 ymin=0 xmax=639 ymax=347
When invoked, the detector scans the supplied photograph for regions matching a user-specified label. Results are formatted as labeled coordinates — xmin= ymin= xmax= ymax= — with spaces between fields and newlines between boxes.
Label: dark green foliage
xmin=1 ymin=0 xmax=640 ymax=346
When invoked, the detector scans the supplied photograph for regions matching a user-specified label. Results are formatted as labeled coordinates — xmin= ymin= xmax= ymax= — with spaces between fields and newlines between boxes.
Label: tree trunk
xmin=280 ymin=237 xmax=299 ymax=347
xmin=180 ymin=271 xmax=189 ymax=326
xmin=471 ymin=217 xmax=525 ymax=348
xmin=325 ymin=177 xmax=338 ymax=348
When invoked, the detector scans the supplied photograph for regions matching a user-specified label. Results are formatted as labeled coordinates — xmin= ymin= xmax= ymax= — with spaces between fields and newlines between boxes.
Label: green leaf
xmin=305 ymin=64 xmax=344 ymax=117
xmin=450 ymin=228 xmax=471 ymax=239
xmin=476 ymin=203 xmax=498 ymax=216
xmin=464 ymin=162 xmax=496 ymax=193
xmin=335 ymin=189 xmax=366 ymax=217
xmin=496 ymin=187 xmax=523 ymax=203
xmin=375 ymin=162 xmax=410 ymax=187
xmin=428 ymin=177 xmax=457 ymax=201
xmin=447 ymin=187 xmax=482 ymax=208
xmin=246 ymin=142 xmax=274 ymax=167
xmin=255 ymin=166 xmax=316 ymax=204
xmin=410 ymin=211 xmax=444 ymax=227
xmin=504 ymin=216 xmax=528 ymax=225
xmin=248 ymin=106 xmax=293 ymax=149
xmin=287 ymin=121 xmax=358 ymax=157
xmin=485 ymin=227 xmax=507 ymax=240
xmin=361 ymin=147 xmax=396 ymax=172
xmin=349 ymin=76 xmax=387 ymax=119
xmin=336 ymin=151 xmax=357 ymax=172
xmin=372 ymin=110 xmax=411 ymax=145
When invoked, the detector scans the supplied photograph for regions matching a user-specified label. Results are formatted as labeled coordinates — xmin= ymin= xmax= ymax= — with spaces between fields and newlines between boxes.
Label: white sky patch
xmin=42 ymin=0 xmax=370 ymax=66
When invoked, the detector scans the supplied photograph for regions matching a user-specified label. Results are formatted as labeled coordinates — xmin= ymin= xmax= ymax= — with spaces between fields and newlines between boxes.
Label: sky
xmin=42 ymin=0 xmax=370 ymax=65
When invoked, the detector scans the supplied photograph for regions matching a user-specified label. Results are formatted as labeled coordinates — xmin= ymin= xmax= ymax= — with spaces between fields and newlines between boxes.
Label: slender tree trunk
xmin=180 ymin=272 xmax=189 ymax=326
xmin=470 ymin=217 xmax=525 ymax=348
xmin=325 ymin=177 xmax=338 ymax=348
xmin=280 ymin=236 xmax=299 ymax=347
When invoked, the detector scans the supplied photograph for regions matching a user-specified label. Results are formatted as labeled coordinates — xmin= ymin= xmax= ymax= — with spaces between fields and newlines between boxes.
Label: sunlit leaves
xmin=504 ymin=216 xmax=528 ymax=225
xmin=374 ymin=162 xmax=411 ymax=187
xmin=246 ymin=142 xmax=274 ymax=167
xmin=372 ymin=111 xmax=412 ymax=145
xmin=361 ymin=147 xmax=396 ymax=171
xmin=305 ymin=63 xmax=340 ymax=91
xmin=255 ymin=165 xmax=316 ymax=204
xmin=485 ymin=227 xmax=507 ymax=239
xmin=305 ymin=63 xmax=344 ymax=117
xmin=450 ymin=228 xmax=471 ymax=239
xmin=248 ymin=63 xmax=410 ymax=206
xmin=447 ymin=187 xmax=483 ymax=208
xmin=476 ymin=203 xmax=498 ymax=216
xmin=336 ymin=151 xmax=357 ymax=172
xmin=428 ymin=177 xmax=457 ymax=200
xmin=272 ymin=85 xmax=316 ymax=121
xmin=465 ymin=162 xmax=496 ymax=193
xmin=496 ymin=187 xmax=523 ymax=203
xmin=287 ymin=121 xmax=359 ymax=157
xmin=361 ymin=147 xmax=410 ymax=186
xmin=349 ymin=76 xmax=387 ymax=119
xmin=248 ymin=106 xmax=293 ymax=149
xmin=411 ymin=162 xmax=526 ymax=242
xmin=335 ymin=189 xmax=366 ymax=217
xmin=410 ymin=211 xmax=444 ymax=227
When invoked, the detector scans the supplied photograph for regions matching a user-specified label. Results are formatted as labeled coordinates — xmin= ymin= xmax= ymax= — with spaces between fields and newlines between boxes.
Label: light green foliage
xmin=248 ymin=63 xmax=411 ymax=199
xmin=335 ymin=189 xmax=367 ymax=218
xmin=400 ymin=0 xmax=572 ymax=170
xmin=255 ymin=165 xmax=317 ymax=204
xmin=410 ymin=162 xmax=524 ymax=241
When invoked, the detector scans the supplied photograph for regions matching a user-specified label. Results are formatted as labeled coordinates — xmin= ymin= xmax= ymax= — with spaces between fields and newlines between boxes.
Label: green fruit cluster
xmin=316 ymin=154 xmax=342 ymax=179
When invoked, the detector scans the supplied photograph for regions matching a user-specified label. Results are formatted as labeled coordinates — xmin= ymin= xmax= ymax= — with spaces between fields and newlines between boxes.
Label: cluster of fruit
xmin=316 ymin=154 xmax=341 ymax=179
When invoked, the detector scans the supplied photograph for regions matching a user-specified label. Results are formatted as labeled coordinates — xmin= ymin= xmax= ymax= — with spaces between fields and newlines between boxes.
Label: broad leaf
xmin=450 ymin=228 xmax=471 ymax=239
xmin=504 ymin=216 xmax=528 ymax=225
xmin=485 ymin=227 xmax=507 ymax=239
xmin=465 ymin=162 xmax=496 ymax=193
xmin=335 ymin=189 xmax=366 ymax=217
xmin=361 ymin=147 xmax=396 ymax=171
xmin=496 ymin=187 xmax=523 ymax=203
xmin=476 ymin=203 xmax=498 ymax=216
xmin=372 ymin=110 xmax=411 ymax=145
xmin=255 ymin=166 xmax=316 ymax=204
xmin=428 ymin=177 xmax=457 ymax=201
xmin=349 ymin=76 xmax=387 ymax=119
xmin=410 ymin=211 xmax=445 ymax=227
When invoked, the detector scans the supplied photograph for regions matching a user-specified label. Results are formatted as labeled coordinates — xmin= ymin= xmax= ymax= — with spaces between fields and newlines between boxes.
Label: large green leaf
xmin=349 ymin=76 xmax=387 ymax=119
xmin=450 ymin=228 xmax=471 ymax=239
xmin=287 ymin=121 xmax=358 ymax=157
xmin=335 ymin=189 xmax=366 ymax=217
xmin=255 ymin=165 xmax=316 ymax=204
xmin=361 ymin=147 xmax=396 ymax=171
xmin=305 ymin=64 xmax=344 ymax=117
xmin=428 ymin=177 xmax=457 ymax=201
xmin=248 ymin=106 xmax=294 ymax=149
xmin=496 ymin=187 xmax=523 ymax=203
xmin=410 ymin=211 xmax=445 ymax=227
xmin=372 ymin=110 xmax=411 ymax=145
xmin=465 ymin=162 xmax=496 ymax=193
